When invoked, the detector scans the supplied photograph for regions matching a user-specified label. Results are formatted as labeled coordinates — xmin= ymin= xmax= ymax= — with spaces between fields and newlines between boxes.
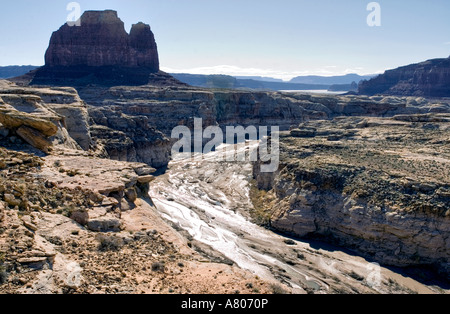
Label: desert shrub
xmin=0 ymin=267 xmax=7 ymax=285
xmin=270 ymin=283 xmax=288 ymax=294
xmin=97 ymin=235 xmax=124 ymax=252
xmin=151 ymin=262 xmax=165 ymax=272
xmin=70 ymin=209 xmax=89 ymax=226
xmin=249 ymin=180 xmax=273 ymax=227
xmin=0 ymin=253 xmax=7 ymax=285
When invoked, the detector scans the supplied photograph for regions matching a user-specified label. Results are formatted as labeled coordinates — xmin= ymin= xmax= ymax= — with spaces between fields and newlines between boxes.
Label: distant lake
xmin=280 ymin=90 xmax=347 ymax=95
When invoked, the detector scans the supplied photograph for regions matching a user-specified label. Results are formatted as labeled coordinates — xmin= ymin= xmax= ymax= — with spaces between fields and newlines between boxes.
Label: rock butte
xmin=25 ymin=10 xmax=177 ymax=87
xmin=45 ymin=10 xmax=159 ymax=70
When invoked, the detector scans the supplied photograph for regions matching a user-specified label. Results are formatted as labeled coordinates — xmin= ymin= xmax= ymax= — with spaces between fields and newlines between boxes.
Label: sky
xmin=0 ymin=0 xmax=449 ymax=80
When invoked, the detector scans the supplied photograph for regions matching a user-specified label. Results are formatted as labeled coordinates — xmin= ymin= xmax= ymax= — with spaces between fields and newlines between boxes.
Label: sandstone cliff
xmin=359 ymin=56 xmax=450 ymax=97
xmin=26 ymin=10 xmax=172 ymax=87
xmin=253 ymin=115 xmax=450 ymax=277
xmin=0 ymin=81 xmax=91 ymax=152
xmin=71 ymin=84 xmax=449 ymax=169
xmin=45 ymin=10 xmax=159 ymax=70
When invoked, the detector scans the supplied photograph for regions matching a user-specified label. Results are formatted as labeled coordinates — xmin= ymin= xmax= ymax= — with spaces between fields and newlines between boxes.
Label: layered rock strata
xmin=45 ymin=10 xmax=159 ymax=70
xmin=253 ymin=115 xmax=450 ymax=277
xmin=71 ymin=84 xmax=448 ymax=169
xmin=359 ymin=56 xmax=450 ymax=97
xmin=0 ymin=81 xmax=91 ymax=152
xmin=27 ymin=10 xmax=170 ymax=87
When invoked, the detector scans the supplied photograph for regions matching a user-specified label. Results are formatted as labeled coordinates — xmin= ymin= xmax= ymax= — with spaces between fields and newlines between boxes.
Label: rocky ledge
xmin=0 ymin=82 xmax=276 ymax=295
xmin=253 ymin=114 xmax=450 ymax=278
xmin=0 ymin=147 xmax=274 ymax=294
xmin=0 ymin=83 xmax=87 ymax=153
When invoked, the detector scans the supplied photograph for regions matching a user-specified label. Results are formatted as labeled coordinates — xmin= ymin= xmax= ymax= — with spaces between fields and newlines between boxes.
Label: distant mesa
xmin=21 ymin=10 xmax=181 ymax=87
xmin=289 ymin=74 xmax=375 ymax=85
xmin=358 ymin=56 xmax=450 ymax=97
xmin=0 ymin=66 xmax=39 ymax=79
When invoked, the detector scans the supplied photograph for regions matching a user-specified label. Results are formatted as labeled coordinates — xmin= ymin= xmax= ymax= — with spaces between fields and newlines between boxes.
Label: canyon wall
xmin=0 ymin=81 xmax=90 ymax=152
xmin=253 ymin=116 xmax=450 ymax=277
xmin=359 ymin=56 xmax=450 ymax=97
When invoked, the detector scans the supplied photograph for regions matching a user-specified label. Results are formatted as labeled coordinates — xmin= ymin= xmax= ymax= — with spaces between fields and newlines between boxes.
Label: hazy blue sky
xmin=0 ymin=0 xmax=449 ymax=80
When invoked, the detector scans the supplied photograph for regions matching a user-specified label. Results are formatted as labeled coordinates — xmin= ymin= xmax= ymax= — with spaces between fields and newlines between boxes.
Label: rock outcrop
xmin=0 ymin=82 xmax=91 ymax=152
xmin=0 ymin=146 xmax=274 ymax=294
xmin=45 ymin=10 xmax=159 ymax=70
xmin=253 ymin=115 xmax=450 ymax=277
xmin=24 ymin=10 xmax=174 ymax=87
xmin=88 ymin=106 xmax=172 ymax=168
xmin=358 ymin=56 xmax=450 ymax=97
xmin=0 ymin=90 xmax=76 ymax=153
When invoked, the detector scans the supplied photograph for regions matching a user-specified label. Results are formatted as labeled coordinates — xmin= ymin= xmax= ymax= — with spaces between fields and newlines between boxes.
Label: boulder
xmin=137 ymin=175 xmax=155 ymax=184
xmin=16 ymin=125 xmax=53 ymax=153
xmin=86 ymin=207 xmax=122 ymax=232
xmin=4 ymin=193 xmax=21 ymax=207
xmin=125 ymin=187 xmax=138 ymax=203
xmin=0 ymin=202 xmax=4 ymax=223
xmin=0 ymin=107 xmax=58 ymax=137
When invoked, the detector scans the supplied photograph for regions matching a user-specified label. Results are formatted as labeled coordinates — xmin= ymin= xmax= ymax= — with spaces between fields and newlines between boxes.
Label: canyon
xmin=253 ymin=115 xmax=450 ymax=277
xmin=1 ymin=10 xmax=449 ymax=294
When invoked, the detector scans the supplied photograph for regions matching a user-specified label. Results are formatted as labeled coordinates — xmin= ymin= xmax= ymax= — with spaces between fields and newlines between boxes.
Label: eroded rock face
xmin=0 ymin=146 xmax=273 ymax=295
xmin=89 ymin=106 xmax=172 ymax=168
xmin=45 ymin=10 xmax=159 ymax=71
xmin=0 ymin=83 xmax=91 ymax=152
xmin=25 ymin=10 xmax=165 ymax=87
xmin=359 ymin=56 xmax=450 ymax=97
xmin=253 ymin=115 xmax=450 ymax=277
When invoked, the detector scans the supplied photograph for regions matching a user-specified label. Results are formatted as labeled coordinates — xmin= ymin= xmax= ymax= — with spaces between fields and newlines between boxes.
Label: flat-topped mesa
xmin=44 ymin=10 xmax=159 ymax=71
xmin=358 ymin=56 xmax=450 ymax=97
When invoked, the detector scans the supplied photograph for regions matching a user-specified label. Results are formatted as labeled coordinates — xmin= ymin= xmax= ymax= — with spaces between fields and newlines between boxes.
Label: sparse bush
xmin=70 ymin=209 xmax=89 ymax=226
xmin=349 ymin=271 xmax=364 ymax=281
xmin=270 ymin=283 xmax=288 ymax=294
xmin=0 ymin=266 xmax=8 ymax=285
xmin=97 ymin=235 xmax=124 ymax=252
xmin=249 ymin=180 xmax=273 ymax=227
xmin=0 ymin=253 xmax=7 ymax=285
xmin=151 ymin=262 xmax=165 ymax=272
